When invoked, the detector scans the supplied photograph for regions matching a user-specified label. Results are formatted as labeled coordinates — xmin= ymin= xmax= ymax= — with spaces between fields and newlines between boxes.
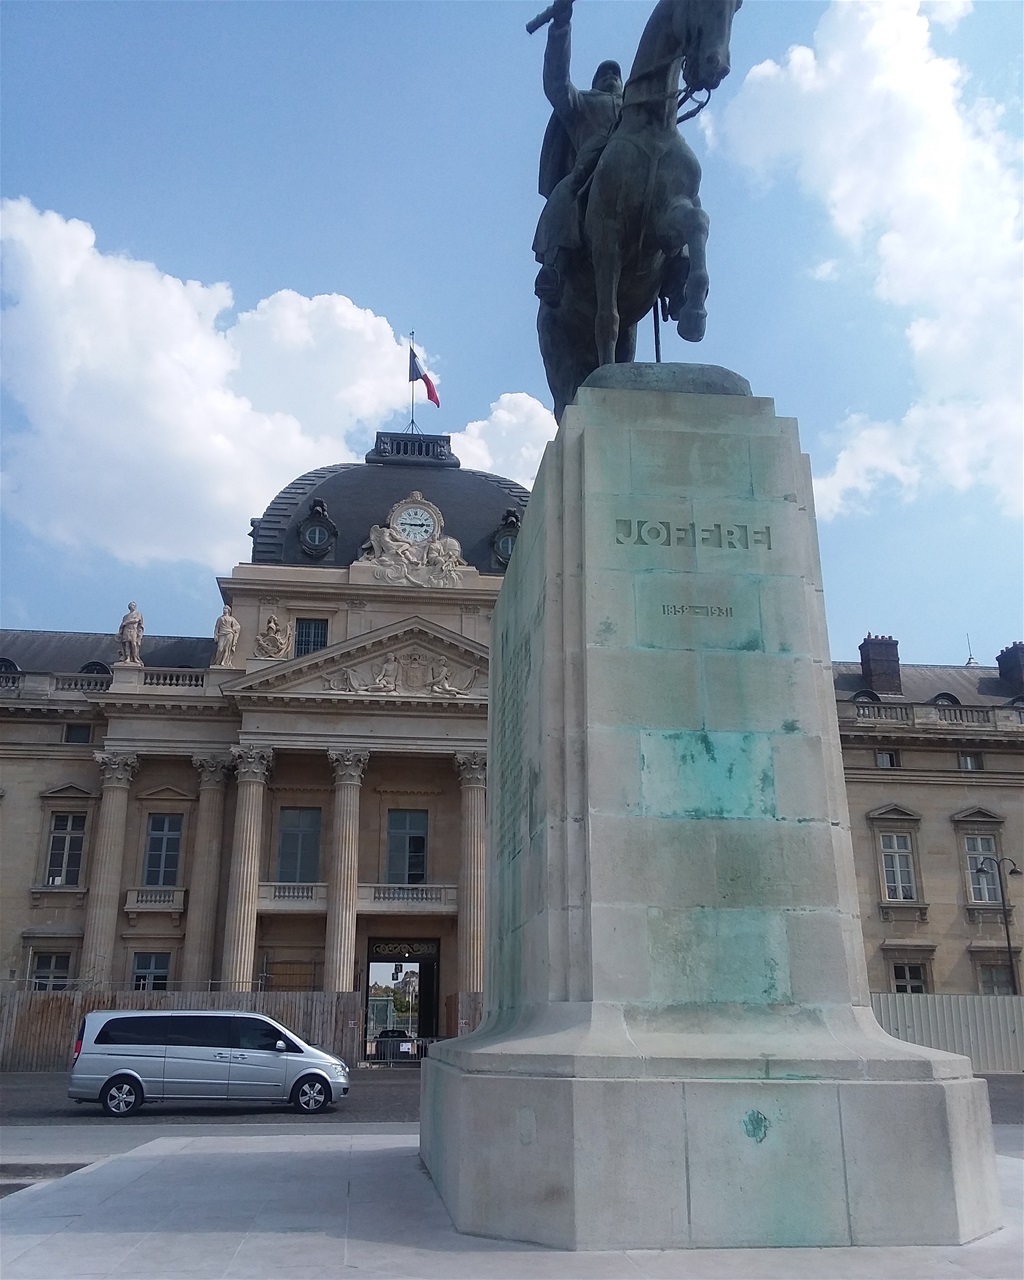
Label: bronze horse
xmin=538 ymin=0 xmax=742 ymax=421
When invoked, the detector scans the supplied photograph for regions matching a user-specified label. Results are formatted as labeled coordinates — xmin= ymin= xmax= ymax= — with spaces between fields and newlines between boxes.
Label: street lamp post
xmin=977 ymin=856 xmax=1023 ymax=996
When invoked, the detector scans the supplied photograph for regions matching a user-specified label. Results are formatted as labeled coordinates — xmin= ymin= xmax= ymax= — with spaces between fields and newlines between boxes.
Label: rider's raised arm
xmin=543 ymin=2 xmax=581 ymax=131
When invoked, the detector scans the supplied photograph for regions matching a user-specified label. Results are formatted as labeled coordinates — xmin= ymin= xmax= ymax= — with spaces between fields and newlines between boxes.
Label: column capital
xmin=455 ymin=752 xmax=487 ymax=787
xmin=328 ymin=749 xmax=369 ymax=786
xmin=93 ymin=751 xmax=139 ymax=787
xmin=231 ymin=744 xmax=274 ymax=782
xmin=192 ymin=754 xmax=232 ymax=787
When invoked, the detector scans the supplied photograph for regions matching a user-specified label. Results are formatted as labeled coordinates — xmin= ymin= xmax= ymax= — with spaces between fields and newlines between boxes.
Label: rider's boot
xmin=534 ymin=263 xmax=563 ymax=308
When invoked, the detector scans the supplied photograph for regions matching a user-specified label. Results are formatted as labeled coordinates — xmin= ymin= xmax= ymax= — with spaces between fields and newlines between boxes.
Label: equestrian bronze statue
xmin=530 ymin=0 xmax=742 ymax=421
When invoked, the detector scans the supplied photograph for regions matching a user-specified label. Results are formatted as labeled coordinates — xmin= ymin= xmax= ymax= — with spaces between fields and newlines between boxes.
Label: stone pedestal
xmin=420 ymin=367 xmax=999 ymax=1251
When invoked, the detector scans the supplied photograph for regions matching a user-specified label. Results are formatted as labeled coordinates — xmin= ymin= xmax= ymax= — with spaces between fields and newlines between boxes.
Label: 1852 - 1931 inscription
xmin=661 ymin=604 xmax=732 ymax=617
xmin=615 ymin=518 xmax=772 ymax=550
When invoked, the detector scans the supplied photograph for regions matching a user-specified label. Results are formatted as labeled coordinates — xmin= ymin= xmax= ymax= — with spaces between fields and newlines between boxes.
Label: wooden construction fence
xmin=0 ymin=989 xmax=364 ymax=1072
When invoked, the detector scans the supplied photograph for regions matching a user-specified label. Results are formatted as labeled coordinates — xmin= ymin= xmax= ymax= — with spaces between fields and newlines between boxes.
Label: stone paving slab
xmin=0 ymin=1134 xmax=1020 ymax=1280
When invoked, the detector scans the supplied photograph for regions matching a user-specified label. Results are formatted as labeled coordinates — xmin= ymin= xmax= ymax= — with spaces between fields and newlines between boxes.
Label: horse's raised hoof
xmin=677 ymin=310 xmax=707 ymax=342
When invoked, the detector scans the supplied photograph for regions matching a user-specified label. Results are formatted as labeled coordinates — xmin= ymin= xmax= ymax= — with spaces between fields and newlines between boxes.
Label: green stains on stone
xmin=640 ymin=730 xmax=776 ymax=820
xmin=737 ymin=632 xmax=763 ymax=651
xmin=648 ymin=907 xmax=792 ymax=1005
xmin=781 ymin=719 xmax=800 ymax=734
xmin=743 ymin=1110 xmax=770 ymax=1143
xmin=762 ymin=955 xmax=780 ymax=1002
xmin=595 ymin=618 xmax=616 ymax=643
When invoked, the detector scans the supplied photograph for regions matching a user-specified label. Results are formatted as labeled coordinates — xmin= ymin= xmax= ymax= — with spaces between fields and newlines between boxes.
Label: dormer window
xmin=297 ymin=498 xmax=338 ymax=561
xmin=491 ymin=507 xmax=524 ymax=570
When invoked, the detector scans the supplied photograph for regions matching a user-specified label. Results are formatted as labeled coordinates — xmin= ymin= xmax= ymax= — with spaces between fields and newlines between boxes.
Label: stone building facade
xmin=1 ymin=437 xmax=1022 ymax=1029
xmin=0 ymin=433 xmax=526 ymax=1042
xmin=835 ymin=636 xmax=1024 ymax=997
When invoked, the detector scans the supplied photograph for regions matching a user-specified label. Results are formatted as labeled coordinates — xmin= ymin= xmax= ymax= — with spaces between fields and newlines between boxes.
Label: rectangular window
xmin=144 ymin=814 xmax=183 ymax=886
xmin=294 ymin=618 xmax=328 ymax=657
xmin=966 ymin=836 xmax=1000 ymax=902
xmin=46 ymin=813 xmax=86 ymax=886
xmin=387 ymin=809 xmax=428 ymax=885
xmin=132 ymin=952 xmax=170 ymax=991
xmin=64 ymin=724 xmax=91 ymax=744
xmin=32 ymin=952 xmax=71 ymax=991
xmin=875 ymin=750 xmax=901 ymax=769
xmin=880 ymin=832 xmax=916 ymax=900
xmin=892 ymin=962 xmax=927 ymax=994
xmin=277 ymin=808 xmax=321 ymax=882
xmin=958 ymin=752 xmax=983 ymax=771
xmin=978 ymin=964 xmax=1014 ymax=996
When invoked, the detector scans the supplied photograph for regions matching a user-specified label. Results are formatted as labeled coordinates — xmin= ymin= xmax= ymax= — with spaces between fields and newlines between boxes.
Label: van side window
xmin=162 ymin=1015 xmax=235 ymax=1049
xmin=236 ymin=1017 xmax=298 ymax=1052
xmin=96 ymin=1015 xmax=176 ymax=1045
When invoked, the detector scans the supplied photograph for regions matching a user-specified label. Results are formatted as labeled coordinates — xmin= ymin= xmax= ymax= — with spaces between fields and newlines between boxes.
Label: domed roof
xmin=250 ymin=432 xmax=529 ymax=575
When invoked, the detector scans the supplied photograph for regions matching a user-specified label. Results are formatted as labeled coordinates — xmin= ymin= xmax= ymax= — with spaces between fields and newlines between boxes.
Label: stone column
xmin=220 ymin=745 xmax=273 ymax=990
xmin=80 ymin=752 xmax=139 ymax=986
xmin=180 ymin=756 xmax=230 ymax=989
xmin=324 ymin=750 xmax=369 ymax=992
xmin=455 ymin=752 xmax=487 ymax=994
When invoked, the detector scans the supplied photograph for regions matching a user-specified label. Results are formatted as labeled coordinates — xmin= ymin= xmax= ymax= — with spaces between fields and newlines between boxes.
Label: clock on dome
xmin=388 ymin=492 xmax=442 ymax=544
xmin=396 ymin=506 xmax=437 ymax=542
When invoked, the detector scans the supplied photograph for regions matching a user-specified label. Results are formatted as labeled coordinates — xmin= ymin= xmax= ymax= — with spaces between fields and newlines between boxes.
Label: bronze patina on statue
xmin=530 ymin=0 xmax=742 ymax=421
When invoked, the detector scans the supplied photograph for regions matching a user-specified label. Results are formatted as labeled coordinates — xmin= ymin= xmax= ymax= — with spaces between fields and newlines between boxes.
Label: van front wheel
xmin=292 ymin=1076 xmax=330 ymax=1114
xmin=101 ymin=1075 xmax=143 ymax=1117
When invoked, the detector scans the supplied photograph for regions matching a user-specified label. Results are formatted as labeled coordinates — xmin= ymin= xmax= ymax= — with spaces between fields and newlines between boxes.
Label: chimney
xmin=996 ymin=641 xmax=1024 ymax=695
xmin=859 ymin=634 xmax=902 ymax=695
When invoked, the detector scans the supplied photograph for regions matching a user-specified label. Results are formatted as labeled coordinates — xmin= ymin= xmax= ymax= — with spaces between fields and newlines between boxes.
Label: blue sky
xmin=2 ymin=0 xmax=1021 ymax=666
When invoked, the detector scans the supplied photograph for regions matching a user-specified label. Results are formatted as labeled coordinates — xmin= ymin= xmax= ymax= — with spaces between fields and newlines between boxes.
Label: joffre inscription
xmin=615 ymin=518 xmax=772 ymax=549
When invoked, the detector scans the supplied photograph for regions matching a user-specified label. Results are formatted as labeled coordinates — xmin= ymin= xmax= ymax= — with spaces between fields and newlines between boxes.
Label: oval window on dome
xmin=303 ymin=525 xmax=330 ymax=547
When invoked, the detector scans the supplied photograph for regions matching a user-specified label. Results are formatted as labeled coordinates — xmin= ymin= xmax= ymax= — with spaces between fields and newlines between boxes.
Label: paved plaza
xmin=0 ymin=1125 xmax=1020 ymax=1280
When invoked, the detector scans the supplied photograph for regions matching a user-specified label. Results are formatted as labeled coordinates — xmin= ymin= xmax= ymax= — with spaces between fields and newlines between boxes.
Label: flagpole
xmin=409 ymin=330 xmax=416 ymax=432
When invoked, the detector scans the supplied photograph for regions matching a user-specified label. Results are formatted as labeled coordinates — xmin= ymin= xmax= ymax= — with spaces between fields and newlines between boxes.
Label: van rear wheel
xmin=101 ymin=1075 xmax=143 ymax=1116
xmin=292 ymin=1076 xmax=330 ymax=1114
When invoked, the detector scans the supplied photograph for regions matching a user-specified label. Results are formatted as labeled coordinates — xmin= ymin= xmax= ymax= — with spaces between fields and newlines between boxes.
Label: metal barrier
xmin=364 ymin=1034 xmax=440 ymax=1065
xmin=871 ymin=992 xmax=1024 ymax=1073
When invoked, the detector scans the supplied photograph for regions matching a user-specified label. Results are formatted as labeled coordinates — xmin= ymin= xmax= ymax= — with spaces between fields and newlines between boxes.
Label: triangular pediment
xmin=866 ymin=804 xmax=921 ymax=822
xmin=951 ymin=807 xmax=1004 ymax=825
xmin=222 ymin=617 xmax=488 ymax=703
xmin=39 ymin=783 xmax=98 ymax=801
xmin=136 ymin=785 xmax=196 ymax=802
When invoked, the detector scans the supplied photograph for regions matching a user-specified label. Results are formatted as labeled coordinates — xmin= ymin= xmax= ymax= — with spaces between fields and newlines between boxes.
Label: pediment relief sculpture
xmin=253 ymin=614 xmax=293 ymax=659
xmin=321 ymin=648 xmax=481 ymax=699
xmin=359 ymin=491 xmax=468 ymax=588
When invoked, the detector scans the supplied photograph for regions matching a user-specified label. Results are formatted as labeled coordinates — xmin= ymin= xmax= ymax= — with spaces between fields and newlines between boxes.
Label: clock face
xmin=395 ymin=506 xmax=437 ymax=543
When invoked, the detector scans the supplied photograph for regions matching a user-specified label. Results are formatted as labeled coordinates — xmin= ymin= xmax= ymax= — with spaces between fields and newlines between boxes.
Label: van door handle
xmin=214 ymin=1052 xmax=231 ymax=1060
xmin=233 ymin=1053 xmax=247 ymax=1060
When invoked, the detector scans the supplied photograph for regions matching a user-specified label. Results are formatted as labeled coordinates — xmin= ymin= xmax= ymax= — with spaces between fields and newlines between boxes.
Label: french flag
xmin=409 ymin=347 xmax=440 ymax=407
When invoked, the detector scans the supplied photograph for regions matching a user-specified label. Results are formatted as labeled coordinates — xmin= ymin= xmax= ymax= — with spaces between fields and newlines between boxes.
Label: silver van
xmin=68 ymin=1009 xmax=350 ymax=1116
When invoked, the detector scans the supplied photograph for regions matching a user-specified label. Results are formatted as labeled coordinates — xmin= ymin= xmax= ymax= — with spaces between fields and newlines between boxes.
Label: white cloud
xmin=719 ymin=0 xmax=1022 ymax=518
xmin=921 ymin=1 xmax=972 ymax=32
xmin=809 ymin=259 xmax=839 ymax=282
xmin=449 ymin=393 xmax=557 ymax=489
xmin=0 ymin=199 xmax=479 ymax=568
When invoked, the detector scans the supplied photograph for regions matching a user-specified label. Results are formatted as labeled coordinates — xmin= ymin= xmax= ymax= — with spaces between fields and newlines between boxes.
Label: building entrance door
xmin=365 ymin=938 xmax=439 ymax=1062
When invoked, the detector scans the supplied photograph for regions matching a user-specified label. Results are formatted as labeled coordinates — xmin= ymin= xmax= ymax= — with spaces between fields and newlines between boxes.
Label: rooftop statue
xmin=116 ymin=601 xmax=144 ymax=665
xmin=530 ymin=0 xmax=742 ymax=421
